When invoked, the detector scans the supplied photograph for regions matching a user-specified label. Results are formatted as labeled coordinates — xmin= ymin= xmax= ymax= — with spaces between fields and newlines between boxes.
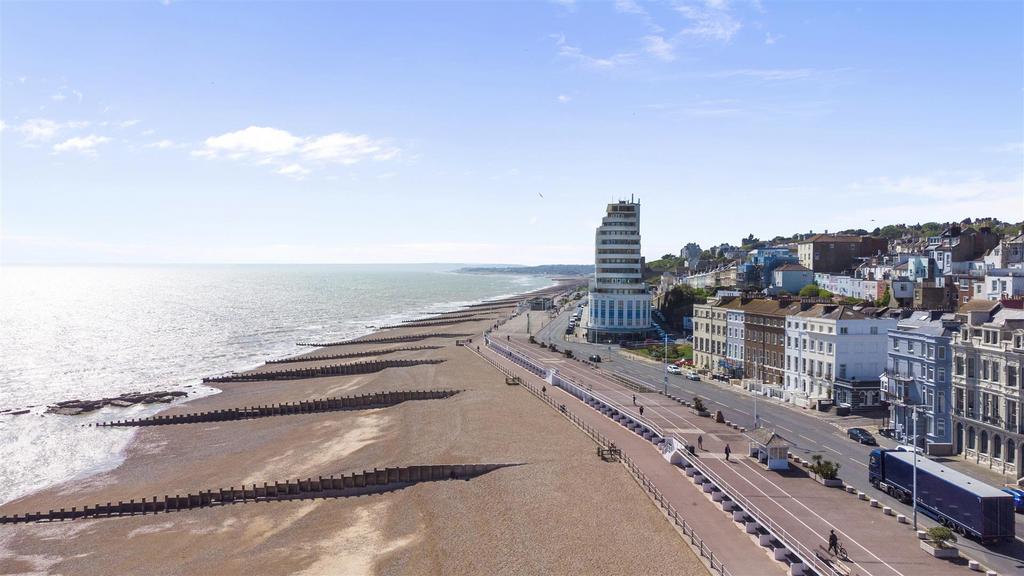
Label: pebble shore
xmin=0 ymin=287 xmax=705 ymax=575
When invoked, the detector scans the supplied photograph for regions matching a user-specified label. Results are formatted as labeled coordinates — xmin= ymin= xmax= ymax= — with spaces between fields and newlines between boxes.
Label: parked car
xmin=667 ymin=364 xmax=682 ymax=375
xmin=588 ymin=354 xmax=602 ymax=363
xmin=685 ymin=371 xmax=700 ymax=381
xmin=847 ymin=428 xmax=877 ymax=445
xmin=1000 ymin=488 xmax=1024 ymax=512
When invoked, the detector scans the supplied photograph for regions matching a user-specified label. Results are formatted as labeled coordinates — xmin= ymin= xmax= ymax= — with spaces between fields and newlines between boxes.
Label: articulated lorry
xmin=868 ymin=448 xmax=1015 ymax=543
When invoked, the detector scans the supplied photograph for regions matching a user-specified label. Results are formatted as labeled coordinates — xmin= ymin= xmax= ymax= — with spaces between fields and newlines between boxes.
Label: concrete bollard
xmin=711 ymin=490 xmax=724 ymax=501
xmin=967 ymin=560 xmax=980 ymax=571
xmin=773 ymin=547 xmax=788 ymax=561
xmin=870 ymin=499 xmax=881 ymax=508
xmin=858 ymin=492 xmax=869 ymax=500
xmin=916 ymin=530 xmax=927 ymax=540
xmin=845 ymin=485 xmax=856 ymax=493
xmin=745 ymin=521 xmax=759 ymax=534
xmin=732 ymin=510 xmax=746 ymax=522
xmin=897 ymin=514 xmax=908 ymax=524
xmin=883 ymin=506 xmax=894 ymax=516
xmin=702 ymin=483 xmax=714 ymax=493
xmin=759 ymin=532 xmax=773 ymax=546
xmin=985 ymin=571 xmax=997 ymax=576
xmin=790 ymin=562 xmax=805 ymax=576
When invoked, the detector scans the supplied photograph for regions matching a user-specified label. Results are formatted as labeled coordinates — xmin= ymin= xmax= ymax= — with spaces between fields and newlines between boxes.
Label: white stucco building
xmin=587 ymin=200 xmax=651 ymax=342
xmin=783 ymin=305 xmax=898 ymax=409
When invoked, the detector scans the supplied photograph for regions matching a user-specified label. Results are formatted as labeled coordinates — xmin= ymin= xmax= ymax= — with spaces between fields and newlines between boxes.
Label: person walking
xmin=632 ymin=394 xmax=637 ymax=406
xmin=697 ymin=434 xmax=704 ymax=451
xmin=639 ymin=405 xmax=644 ymax=416
xmin=542 ymin=385 xmax=547 ymax=395
xmin=724 ymin=443 xmax=731 ymax=461
xmin=827 ymin=529 xmax=839 ymax=555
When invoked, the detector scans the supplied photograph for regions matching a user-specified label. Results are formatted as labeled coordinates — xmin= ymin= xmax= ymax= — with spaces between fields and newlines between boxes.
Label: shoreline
xmin=0 ymin=278 xmax=705 ymax=576
xmin=0 ymin=274 xmax=557 ymax=507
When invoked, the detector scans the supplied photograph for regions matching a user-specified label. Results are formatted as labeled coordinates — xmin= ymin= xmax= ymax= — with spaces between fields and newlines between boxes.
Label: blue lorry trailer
xmin=868 ymin=448 xmax=1015 ymax=543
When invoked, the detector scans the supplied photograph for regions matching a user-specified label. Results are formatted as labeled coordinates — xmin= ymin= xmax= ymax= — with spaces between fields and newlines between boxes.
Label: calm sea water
xmin=0 ymin=265 xmax=551 ymax=505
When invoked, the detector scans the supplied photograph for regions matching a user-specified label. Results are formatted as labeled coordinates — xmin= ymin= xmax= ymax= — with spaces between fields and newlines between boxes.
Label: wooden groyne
xmin=266 ymin=345 xmax=442 ymax=365
xmin=297 ymin=333 xmax=473 ymax=347
xmin=382 ymin=318 xmax=492 ymax=329
xmin=93 ymin=389 xmax=461 ymax=427
xmin=0 ymin=463 xmax=519 ymax=524
xmin=203 ymin=358 xmax=444 ymax=383
xmin=401 ymin=313 xmax=494 ymax=325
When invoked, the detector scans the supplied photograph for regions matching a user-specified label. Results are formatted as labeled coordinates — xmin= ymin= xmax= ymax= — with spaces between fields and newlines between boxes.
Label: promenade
xmin=488 ymin=314 xmax=971 ymax=576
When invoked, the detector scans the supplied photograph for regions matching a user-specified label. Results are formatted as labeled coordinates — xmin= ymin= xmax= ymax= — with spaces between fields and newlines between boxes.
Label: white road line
xmin=850 ymin=459 xmax=868 ymax=468
xmin=825 ymin=445 xmax=841 ymax=455
xmin=734 ymin=408 xmax=751 ymax=416
xmin=799 ymin=434 xmax=815 ymax=443
xmin=776 ymin=425 xmax=793 ymax=434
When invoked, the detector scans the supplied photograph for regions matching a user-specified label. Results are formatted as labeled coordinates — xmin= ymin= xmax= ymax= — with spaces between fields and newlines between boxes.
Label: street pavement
xmin=525 ymin=308 xmax=1024 ymax=576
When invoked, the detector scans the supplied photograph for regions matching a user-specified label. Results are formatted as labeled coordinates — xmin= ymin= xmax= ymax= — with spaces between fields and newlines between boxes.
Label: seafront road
xmin=534 ymin=309 xmax=1024 ymax=576
xmin=489 ymin=313 xmax=970 ymax=576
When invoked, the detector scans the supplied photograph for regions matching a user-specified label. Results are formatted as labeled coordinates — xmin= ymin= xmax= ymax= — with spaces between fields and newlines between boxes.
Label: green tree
xmin=799 ymin=284 xmax=820 ymax=297
xmin=876 ymin=286 xmax=891 ymax=307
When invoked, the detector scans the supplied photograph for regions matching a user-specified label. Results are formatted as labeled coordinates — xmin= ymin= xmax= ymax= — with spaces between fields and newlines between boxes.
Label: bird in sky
xmin=538 ymin=192 xmax=544 ymax=198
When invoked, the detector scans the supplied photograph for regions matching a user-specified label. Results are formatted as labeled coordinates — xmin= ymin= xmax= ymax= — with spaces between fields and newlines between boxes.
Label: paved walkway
xmin=494 ymin=328 xmax=969 ymax=576
xmin=477 ymin=344 xmax=785 ymax=576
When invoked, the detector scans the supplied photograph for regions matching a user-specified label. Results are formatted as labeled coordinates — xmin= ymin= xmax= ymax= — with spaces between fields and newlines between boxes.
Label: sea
xmin=0 ymin=264 xmax=553 ymax=505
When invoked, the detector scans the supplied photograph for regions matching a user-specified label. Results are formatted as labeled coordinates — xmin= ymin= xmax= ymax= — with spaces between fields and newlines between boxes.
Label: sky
xmin=1 ymin=0 xmax=1022 ymax=265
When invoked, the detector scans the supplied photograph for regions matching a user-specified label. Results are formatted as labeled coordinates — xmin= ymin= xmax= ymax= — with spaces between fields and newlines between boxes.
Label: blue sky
xmin=2 ymin=0 xmax=1021 ymax=265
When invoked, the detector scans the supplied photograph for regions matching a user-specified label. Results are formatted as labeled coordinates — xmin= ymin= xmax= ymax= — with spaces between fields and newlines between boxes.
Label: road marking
xmin=799 ymin=434 xmax=815 ymax=443
xmin=850 ymin=459 xmax=868 ymax=468
xmin=776 ymin=425 xmax=793 ymax=434
xmin=735 ymin=408 xmax=751 ymax=416
xmin=825 ymin=445 xmax=841 ymax=455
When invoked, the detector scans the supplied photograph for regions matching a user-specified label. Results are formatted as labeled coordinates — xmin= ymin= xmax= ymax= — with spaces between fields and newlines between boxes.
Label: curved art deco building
xmin=587 ymin=200 xmax=652 ymax=343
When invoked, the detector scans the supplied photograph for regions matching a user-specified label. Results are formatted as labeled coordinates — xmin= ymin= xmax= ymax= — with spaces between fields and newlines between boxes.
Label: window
xmin=937 ymin=346 xmax=945 ymax=360
xmin=967 ymin=357 xmax=975 ymax=378
xmin=839 ymin=364 xmax=847 ymax=379
xmin=870 ymin=326 xmax=878 ymax=335
xmin=827 ymin=342 xmax=833 ymax=354
xmin=992 ymin=362 xmax=1000 ymax=383
xmin=839 ymin=327 xmax=848 ymax=335
xmin=937 ymin=367 xmax=945 ymax=382
xmin=908 ymin=341 xmax=915 ymax=354
xmin=892 ymin=337 xmax=899 ymax=350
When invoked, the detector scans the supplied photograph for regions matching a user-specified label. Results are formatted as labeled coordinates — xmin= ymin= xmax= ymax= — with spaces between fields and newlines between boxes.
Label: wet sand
xmin=0 ymin=289 xmax=706 ymax=575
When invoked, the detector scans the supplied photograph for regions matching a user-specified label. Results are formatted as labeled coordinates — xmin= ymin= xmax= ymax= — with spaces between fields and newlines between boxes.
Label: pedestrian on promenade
xmin=507 ymin=335 xmax=510 ymax=342
xmin=632 ymin=394 xmax=636 ymax=405
xmin=724 ymin=443 xmax=731 ymax=461
xmin=827 ymin=530 xmax=839 ymax=555
xmin=697 ymin=435 xmax=703 ymax=451
xmin=639 ymin=405 xmax=644 ymax=416
xmin=542 ymin=385 xmax=547 ymax=395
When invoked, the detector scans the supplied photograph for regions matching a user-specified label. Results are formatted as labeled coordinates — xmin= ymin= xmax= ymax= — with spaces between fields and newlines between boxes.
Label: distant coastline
xmin=457 ymin=264 xmax=593 ymax=276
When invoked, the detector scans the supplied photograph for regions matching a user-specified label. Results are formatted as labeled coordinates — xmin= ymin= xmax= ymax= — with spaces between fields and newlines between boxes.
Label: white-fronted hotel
xmin=587 ymin=200 xmax=652 ymax=343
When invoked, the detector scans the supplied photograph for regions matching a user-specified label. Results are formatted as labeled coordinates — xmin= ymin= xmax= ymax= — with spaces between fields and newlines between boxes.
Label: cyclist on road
xmin=828 ymin=529 xmax=839 ymax=555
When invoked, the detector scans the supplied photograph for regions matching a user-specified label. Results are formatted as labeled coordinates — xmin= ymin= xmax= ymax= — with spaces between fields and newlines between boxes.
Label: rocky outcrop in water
xmin=45 ymin=391 xmax=189 ymax=415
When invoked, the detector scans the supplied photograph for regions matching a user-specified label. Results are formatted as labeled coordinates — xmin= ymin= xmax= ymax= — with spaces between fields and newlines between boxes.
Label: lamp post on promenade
xmin=663 ymin=333 xmax=669 ymax=394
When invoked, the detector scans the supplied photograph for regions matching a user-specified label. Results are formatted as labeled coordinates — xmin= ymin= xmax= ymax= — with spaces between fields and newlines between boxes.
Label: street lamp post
xmin=663 ymin=333 xmax=669 ymax=394
xmin=912 ymin=407 xmax=919 ymax=530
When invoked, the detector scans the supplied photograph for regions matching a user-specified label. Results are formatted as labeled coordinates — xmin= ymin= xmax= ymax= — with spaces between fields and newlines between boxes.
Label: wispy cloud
xmin=711 ymin=68 xmax=814 ymax=81
xmin=50 ymin=86 xmax=84 ymax=103
xmin=276 ymin=163 xmax=310 ymax=178
xmin=144 ymin=139 xmax=181 ymax=149
xmin=53 ymin=134 xmax=110 ymax=154
xmin=675 ymin=0 xmax=742 ymax=42
xmin=842 ymin=172 xmax=1024 ymax=224
xmin=552 ymin=33 xmax=633 ymax=69
xmin=764 ymin=32 xmax=782 ymax=45
xmin=643 ymin=35 xmax=676 ymax=61
xmin=194 ymin=125 xmax=400 ymax=174
xmin=614 ymin=0 xmax=646 ymax=15
xmin=557 ymin=94 xmax=572 ymax=104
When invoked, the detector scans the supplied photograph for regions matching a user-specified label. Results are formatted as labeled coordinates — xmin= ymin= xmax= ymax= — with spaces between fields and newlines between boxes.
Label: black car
xmin=588 ymin=354 xmax=602 ymax=363
xmin=847 ymin=427 xmax=877 ymax=445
